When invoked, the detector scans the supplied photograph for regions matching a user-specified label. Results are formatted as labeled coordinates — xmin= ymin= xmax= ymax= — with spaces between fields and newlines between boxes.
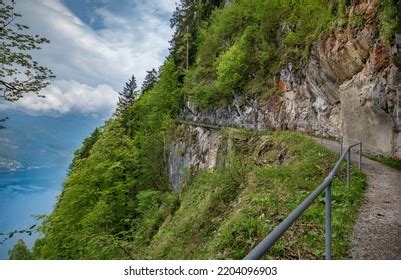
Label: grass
xmin=138 ymin=130 xmax=366 ymax=259
xmin=185 ymin=0 xmax=341 ymax=109
xmin=369 ymin=155 xmax=401 ymax=171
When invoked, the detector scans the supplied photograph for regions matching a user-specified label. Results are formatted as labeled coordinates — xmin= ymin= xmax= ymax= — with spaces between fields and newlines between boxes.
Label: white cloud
xmin=1 ymin=80 xmax=118 ymax=116
xmin=4 ymin=0 xmax=175 ymax=115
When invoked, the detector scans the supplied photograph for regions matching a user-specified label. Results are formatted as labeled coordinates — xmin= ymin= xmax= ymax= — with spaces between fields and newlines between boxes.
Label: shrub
xmin=379 ymin=0 xmax=400 ymax=42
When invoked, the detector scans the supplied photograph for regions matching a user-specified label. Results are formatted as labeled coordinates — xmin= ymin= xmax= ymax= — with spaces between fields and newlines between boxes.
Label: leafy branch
xmin=0 ymin=0 xmax=55 ymax=102
xmin=0 ymin=224 xmax=36 ymax=244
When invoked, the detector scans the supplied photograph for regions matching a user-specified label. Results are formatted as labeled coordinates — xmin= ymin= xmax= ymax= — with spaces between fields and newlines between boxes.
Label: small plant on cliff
xmin=378 ymin=0 xmax=400 ymax=43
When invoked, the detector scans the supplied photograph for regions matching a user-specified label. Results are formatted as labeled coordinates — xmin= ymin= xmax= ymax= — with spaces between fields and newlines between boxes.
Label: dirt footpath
xmin=313 ymin=137 xmax=401 ymax=259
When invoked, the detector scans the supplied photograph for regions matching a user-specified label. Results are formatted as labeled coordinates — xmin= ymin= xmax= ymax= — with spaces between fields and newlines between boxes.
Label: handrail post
xmin=340 ymin=136 xmax=343 ymax=155
xmin=347 ymin=149 xmax=350 ymax=187
xmin=325 ymin=182 xmax=332 ymax=260
xmin=243 ymin=139 xmax=362 ymax=260
xmin=358 ymin=142 xmax=362 ymax=170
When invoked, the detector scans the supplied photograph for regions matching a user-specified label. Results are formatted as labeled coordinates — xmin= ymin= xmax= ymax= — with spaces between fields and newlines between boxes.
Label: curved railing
xmin=244 ymin=138 xmax=362 ymax=260
xmin=176 ymin=118 xmax=363 ymax=259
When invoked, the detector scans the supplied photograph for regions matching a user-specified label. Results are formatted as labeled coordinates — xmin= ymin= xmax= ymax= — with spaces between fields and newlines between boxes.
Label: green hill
xmin=29 ymin=0 xmax=401 ymax=259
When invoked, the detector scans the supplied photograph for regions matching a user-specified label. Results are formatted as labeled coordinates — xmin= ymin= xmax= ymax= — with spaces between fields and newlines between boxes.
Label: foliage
xmin=378 ymin=0 xmax=400 ymax=42
xmin=9 ymin=239 xmax=32 ymax=260
xmin=32 ymin=59 xmax=182 ymax=259
xmin=337 ymin=0 xmax=350 ymax=17
xmin=184 ymin=0 xmax=344 ymax=108
xmin=141 ymin=68 xmax=158 ymax=93
xmin=70 ymin=127 xmax=103 ymax=167
xmin=0 ymin=0 xmax=55 ymax=101
xmin=370 ymin=155 xmax=401 ymax=171
xmin=115 ymin=75 xmax=139 ymax=116
xmin=0 ymin=224 xmax=36 ymax=245
xmin=214 ymin=28 xmax=251 ymax=93
xmin=33 ymin=129 xmax=366 ymax=259
xmin=144 ymin=131 xmax=366 ymax=260
xmin=31 ymin=0 xmax=369 ymax=260
xmin=170 ymin=0 xmax=224 ymax=71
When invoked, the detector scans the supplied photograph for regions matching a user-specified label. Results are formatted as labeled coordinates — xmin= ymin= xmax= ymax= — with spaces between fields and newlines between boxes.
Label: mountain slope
xmin=31 ymin=0 xmax=399 ymax=259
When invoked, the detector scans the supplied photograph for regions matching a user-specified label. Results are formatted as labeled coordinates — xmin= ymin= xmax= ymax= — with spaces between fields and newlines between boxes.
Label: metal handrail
xmin=339 ymin=135 xmax=363 ymax=172
xmin=244 ymin=140 xmax=362 ymax=260
xmin=319 ymin=132 xmax=363 ymax=173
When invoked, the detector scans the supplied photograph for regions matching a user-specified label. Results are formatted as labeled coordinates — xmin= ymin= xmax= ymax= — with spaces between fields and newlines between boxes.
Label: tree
xmin=9 ymin=239 xmax=32 ymax=260
xmin=115 ymin=74 xmax=139 ymax=116
xmin=68 ymin=126 xmax=103 ymax=172
xmin=140 ymin=68 xmax=158 ymax=93
xmin=0 ymin=0 xmax=55 ymax=102
xmin=170 ymin=0 xmax=224 ymax=71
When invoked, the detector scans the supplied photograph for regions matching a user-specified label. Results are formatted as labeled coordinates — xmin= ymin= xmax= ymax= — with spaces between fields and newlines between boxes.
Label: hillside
xmin=30 ymin=0 xmax=399 ymax=259
xmin=33 ymin=129 xmax=366 ymax=259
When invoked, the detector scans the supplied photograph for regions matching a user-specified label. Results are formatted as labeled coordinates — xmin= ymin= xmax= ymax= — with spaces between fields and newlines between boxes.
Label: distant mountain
xmin=0 ymin=110 xmax=106 ymax=172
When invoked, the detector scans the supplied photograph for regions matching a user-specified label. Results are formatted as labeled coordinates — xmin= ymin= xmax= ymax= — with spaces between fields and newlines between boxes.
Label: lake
xmin=0 ymin=165 xmax=68 ymax=259
xmin=0 ymin=110 xmax=106 ymax=259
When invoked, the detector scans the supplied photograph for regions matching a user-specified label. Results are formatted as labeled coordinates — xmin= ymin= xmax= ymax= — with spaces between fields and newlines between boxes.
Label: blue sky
xmin=1 ymin=0 xmax=175 ymax=116
xmin=63 ymin=0 xmax=105 ymax=30
xmin=63 ymin=0 xmax=173 ymax=30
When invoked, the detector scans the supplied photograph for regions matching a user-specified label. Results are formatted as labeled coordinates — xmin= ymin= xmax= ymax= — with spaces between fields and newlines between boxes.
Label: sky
xmin=1 ymin=0 xmax=176 ymax=116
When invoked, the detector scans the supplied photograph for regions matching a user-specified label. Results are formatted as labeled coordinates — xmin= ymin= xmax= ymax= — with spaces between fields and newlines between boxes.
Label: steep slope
xmin=30 ymin=0 xmax=399 ymax=259
xmin=34 ymin=129 xmax=366 ymax=259
xmin=182 ymin=0 xmax=400 ymax=159
xmin=147 ymin=130 xmax=365 ymax=260
xmin=170 ymin=0 xmax=401 ymax=189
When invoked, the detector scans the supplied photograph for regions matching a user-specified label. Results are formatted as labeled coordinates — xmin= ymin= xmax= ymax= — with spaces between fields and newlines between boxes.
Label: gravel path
xmin=313 ymin=137 xmax=401 ymax=259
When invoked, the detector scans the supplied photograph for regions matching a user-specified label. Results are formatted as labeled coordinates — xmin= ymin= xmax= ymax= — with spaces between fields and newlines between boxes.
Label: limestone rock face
xmin=168 ymin=125 xmax=226 ymax=190
xmin=168 ymin=1 xmax=400 ymax=189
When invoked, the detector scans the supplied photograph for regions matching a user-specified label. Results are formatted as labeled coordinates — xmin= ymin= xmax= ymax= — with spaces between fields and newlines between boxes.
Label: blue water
xmin=0 ymin=165 xmax=68 ymax=259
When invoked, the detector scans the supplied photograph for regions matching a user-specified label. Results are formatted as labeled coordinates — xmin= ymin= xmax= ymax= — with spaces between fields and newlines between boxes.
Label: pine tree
xmin=9 ymin=239 xmax=32 ymax=260
xmin=116 ymin=75 xmax=138 ymax=116
xmin=141 ymin=68 xmax=158 ymax=93
xmin=170 ymin=0 xmax=224 ymax=71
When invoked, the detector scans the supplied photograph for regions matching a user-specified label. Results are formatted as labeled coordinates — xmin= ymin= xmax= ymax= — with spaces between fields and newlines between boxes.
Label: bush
xmin=379 ymin=0 xmax=400 ymax=42
xmin=215 ymin=28 xmax=252 ymax=93
xmin=185 ymin=0 xmax=339 ymax=108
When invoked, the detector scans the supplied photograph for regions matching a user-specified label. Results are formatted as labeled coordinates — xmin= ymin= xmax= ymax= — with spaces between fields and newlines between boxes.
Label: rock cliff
xmin=168 ymin=0 xmax=400 ymax=189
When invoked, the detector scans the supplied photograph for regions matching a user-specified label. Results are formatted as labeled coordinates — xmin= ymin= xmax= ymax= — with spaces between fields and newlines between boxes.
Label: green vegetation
xmin=33 ymin=59 xmax=183 ymax=259
xmin=145 ymin=131 xmax=366 ymax=259
xmin=1 ymin=0 xmax=55 ymax=129
xmin=0 ymin=0 xmax=55 ymax=101
xmin=184 ymin=0 xmax=346 ymax=108
xmin=169 ymin=0 xmax=224 ymax=72
xmin=9 ymin=239 xmax=32 ymax=260
xmin=33 ymin=129 xmax=365 ymax=259
xmin=378 ymin=0 xmax=401 ymax=42
xmin=370 ymin=155 xmax=401 ymax=171
xmin=115 ymin=75 xmax=139 ymax=116
xmin=30 ymin=0 xmax=374 ymax=260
